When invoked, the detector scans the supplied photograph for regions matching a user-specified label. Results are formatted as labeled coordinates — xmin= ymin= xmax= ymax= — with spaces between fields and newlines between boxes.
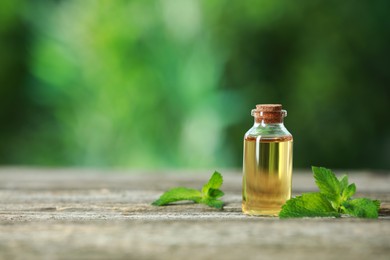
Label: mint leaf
xmin=208 ymin=188 xmax=224 ymax=199
xmin=152 ymin=171 xmax=225 ymax=209
xmin=339 ymin=175 xmax=349 ymax=192
xmin=373 ymin=200 xmax=381 ymax=211
xmin=341 ymin=198 xmax=379 ymax=218
xmin=152 ymin=187 xmax=202 ymax=206
xmin=202 ymin=171 xmax=223 ymax=196
xmin=312 ymin=166 xmax=341 ymax=208
xmin=280 ymin=166 xmax=380 ymax=219
xmin=279 ymin=192 xmax=340 ymax=218
xmin=342 ymin=183 xmax=356 ymax=200
xmin=204 ymin=198 xmax=224 ymax=209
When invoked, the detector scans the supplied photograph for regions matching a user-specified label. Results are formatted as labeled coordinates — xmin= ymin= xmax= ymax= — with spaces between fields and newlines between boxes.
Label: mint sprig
xmin=279 ymin=166 xmax=381 ymax=218
xmin=152 ymin=171 xmax=225 ymax=209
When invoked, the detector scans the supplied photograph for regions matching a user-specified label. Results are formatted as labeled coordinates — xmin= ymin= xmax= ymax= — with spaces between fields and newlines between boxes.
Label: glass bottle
xmin=242 ymin=104 xmax=293 ymax=216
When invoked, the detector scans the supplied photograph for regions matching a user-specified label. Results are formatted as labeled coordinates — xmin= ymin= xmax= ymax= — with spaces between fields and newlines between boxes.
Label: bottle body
xmin=242 ymin=105 xmax=293 ymax=216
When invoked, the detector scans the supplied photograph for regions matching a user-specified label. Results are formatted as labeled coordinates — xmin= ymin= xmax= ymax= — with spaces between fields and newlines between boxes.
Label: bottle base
xmin=242 ymin=204 xmax=281 ymax=217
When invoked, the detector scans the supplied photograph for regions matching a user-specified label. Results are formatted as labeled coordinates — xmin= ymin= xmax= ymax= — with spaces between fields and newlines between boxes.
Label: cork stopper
xmin=256 ymin=104 xmax=282 ymax=112
xmin=251 ymin=104 xmax=287 ymax=124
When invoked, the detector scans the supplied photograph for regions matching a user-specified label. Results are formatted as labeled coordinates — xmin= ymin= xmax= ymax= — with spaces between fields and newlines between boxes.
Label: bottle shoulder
xmin=244 ymin=123 xmax=292 ymax=140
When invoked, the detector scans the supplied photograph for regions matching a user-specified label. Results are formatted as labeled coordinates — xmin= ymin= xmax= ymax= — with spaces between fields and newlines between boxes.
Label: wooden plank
xmin=0 ymin=168 xmax=389 ymax=259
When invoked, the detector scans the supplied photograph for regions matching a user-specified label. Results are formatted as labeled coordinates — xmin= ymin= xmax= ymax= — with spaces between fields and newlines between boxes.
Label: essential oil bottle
xmin=242 ymin=104 xmax=293 ymax=216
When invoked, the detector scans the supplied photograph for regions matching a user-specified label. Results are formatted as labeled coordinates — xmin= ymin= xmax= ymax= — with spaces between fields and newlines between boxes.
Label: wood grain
xmin=0 ymin=168 xmax=389 ymax=260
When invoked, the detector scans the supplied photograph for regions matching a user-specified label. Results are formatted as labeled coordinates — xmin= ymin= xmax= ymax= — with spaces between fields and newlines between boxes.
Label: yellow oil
xmin=242 ymin=136 xmax=293 ymax=216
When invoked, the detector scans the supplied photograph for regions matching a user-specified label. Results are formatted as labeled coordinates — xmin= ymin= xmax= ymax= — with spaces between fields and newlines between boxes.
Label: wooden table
xmin=0 ymin=168 xmax=389 ymax=259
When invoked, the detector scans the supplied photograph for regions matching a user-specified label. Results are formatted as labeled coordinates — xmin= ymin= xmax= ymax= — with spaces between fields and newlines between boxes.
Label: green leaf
xmin=152 ymin=187 xmax=202 ymax=206
xmin=373 ymin=200 xmax=381 ymax=211
xmin=312 ymin=166 xmax=341 ymax=207
xmin=204 ymin=199 xmax=224 ymax=209
xmin=208 ymin=188 xmax=224 ymax=199
xmin=339 ymin=175 xmax=349 ymax=192
xmin=152 ymin=171 xmax=225 ymax=209
xmin=342 ymin=183 xmax=356 ymax=200
xmin=341 ymin=198 xmax=379 ymax=218
xmin=202 ymin=171 xmax=223 ymax=195
xmin=280 ymin=166 xmax=381 ymax=219
xmin=279 ymin=192 xmax=340 ymax=218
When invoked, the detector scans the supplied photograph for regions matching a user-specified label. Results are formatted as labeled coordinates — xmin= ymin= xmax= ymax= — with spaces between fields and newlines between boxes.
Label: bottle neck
xmin=247 ymin=105 xmax=291 ymax=138
xmin=249 ymin=117 xmax=291 ymax=138
xmin=253 ymin=118 xmax=285 ymax=127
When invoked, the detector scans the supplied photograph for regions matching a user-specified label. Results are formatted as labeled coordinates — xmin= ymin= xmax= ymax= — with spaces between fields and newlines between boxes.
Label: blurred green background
xmin=1 ymin=0 xmax=389 ymax=170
